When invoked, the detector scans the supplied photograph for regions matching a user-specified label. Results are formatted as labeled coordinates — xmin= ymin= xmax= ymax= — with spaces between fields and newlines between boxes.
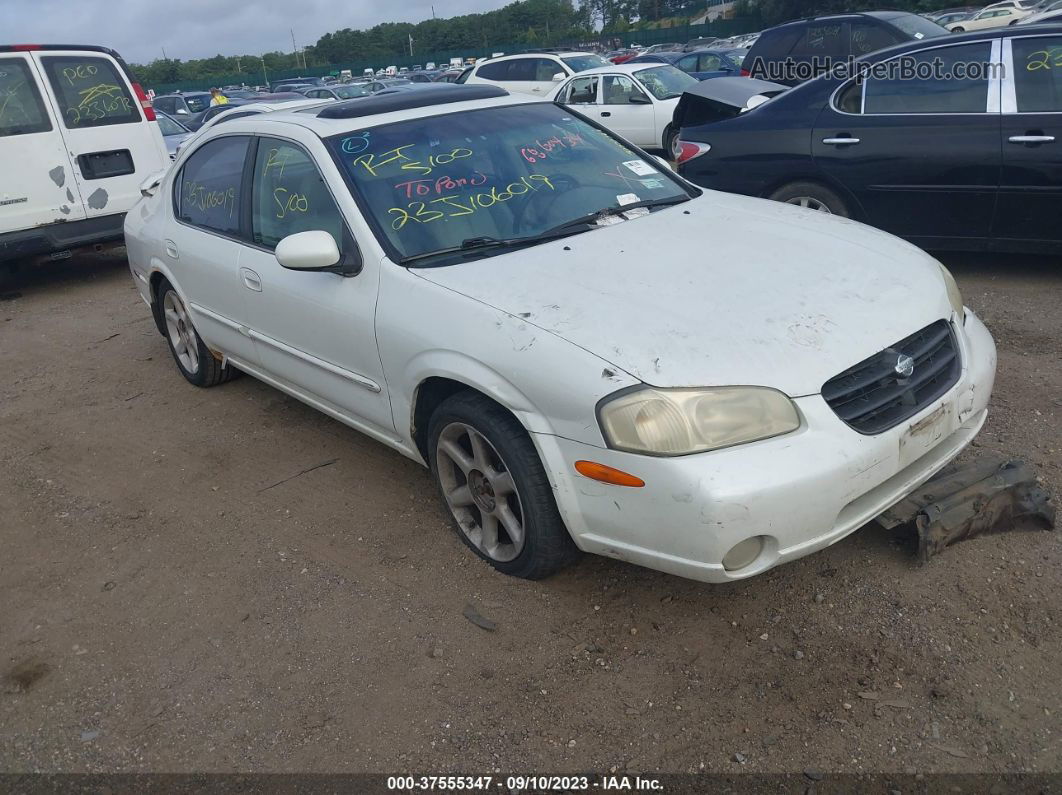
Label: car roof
xmin=482 ymin=51 xmax=592 ymax=63
xmin=564 ymin=63 xmax=674 ymax=77
xmin=215 ymin=85 xmax=534 ymax=138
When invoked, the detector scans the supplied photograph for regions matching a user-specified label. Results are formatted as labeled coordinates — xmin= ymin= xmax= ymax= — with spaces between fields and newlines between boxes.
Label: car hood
xmin=414 ymin=190 xmax=952 ymax=397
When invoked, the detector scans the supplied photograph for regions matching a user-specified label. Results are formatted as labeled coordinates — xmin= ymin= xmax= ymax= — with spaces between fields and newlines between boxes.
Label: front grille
xmin=822 ymin=320 xmax=960 ymax=435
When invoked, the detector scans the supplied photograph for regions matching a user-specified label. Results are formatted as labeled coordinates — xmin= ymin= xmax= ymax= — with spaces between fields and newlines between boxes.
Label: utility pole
xmin=261 ymin=57 xmax=268 ymax=86
xmin=235 ymin=56 xmax=242 ymax=73
xmin=161 ymin=46 xmax=168 ymax=60
xmin=290 ymin=28 xmax=300 ymax=70
xmin=431 ymin=5 xmax=435 ymax=18
xmin=409 ymin=34 xmax=414 ymax=57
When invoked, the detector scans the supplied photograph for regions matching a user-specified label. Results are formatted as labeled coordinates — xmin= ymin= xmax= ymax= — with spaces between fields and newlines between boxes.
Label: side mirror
xmin=552 ymin=72 xmax=566 ymax=82
xmin=629 ymin=94 xmax=652 ymax=105
xmin=276 ymin=230 xmax=342 ymax=271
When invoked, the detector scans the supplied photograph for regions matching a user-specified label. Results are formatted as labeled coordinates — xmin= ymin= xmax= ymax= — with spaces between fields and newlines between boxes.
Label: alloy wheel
xmin=786 ymin=196 xmax=833 ymax=213
xmin=436 ymin=422 xmax=525 ymax=563
xmin=163 ymin=290 xmax=200 ymax=374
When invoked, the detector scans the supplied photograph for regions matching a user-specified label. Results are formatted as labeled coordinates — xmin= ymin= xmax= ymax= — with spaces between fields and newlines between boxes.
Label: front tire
xmin=157 ymin=278 xmax=239 ymax=387
xmin=428 ymin=391 xmax=579 ymax=579
xmin=769 ymin=181 xmax=850 ymax=217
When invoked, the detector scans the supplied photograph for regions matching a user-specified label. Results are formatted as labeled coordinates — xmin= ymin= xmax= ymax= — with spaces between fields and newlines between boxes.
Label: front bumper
xmin=536 ymin=311 xmax=996 ymax=583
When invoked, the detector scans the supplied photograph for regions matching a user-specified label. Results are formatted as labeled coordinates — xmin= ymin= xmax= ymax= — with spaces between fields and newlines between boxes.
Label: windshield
xmin=637 ymin=65 xmax=698 ymax=100
xmin=335 ymin=84 xmax=371 ymax=99
xmin=328 ymin=103 xmax=689 ymax=265
xmin=185 ymin=95 xmax=211 ymax=113
xmin=157 ymin=113 xmax=186 ymax=135
xmin=887 ymin=13 xmax=948 ymax=39
xmin=562 ymin=54 xmax=609 ymax=72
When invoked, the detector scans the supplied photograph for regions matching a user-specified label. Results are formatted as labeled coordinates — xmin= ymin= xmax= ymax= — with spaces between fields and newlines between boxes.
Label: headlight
xmin=938 ymin=263 xmax=964 ymax=318
xmin=598 ymin=386 xmax=800 ymax=456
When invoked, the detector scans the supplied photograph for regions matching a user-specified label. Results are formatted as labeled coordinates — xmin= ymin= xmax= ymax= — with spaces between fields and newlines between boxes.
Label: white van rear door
xmin=30 ymin=49 xmax=170 ymax=219
xmin=0 ymin=53 xmax=87 ymax=234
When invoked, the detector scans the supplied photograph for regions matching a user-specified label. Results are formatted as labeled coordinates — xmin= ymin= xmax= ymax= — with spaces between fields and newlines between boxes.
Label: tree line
xmin=132 ymin=0 xmax=972 ymax=88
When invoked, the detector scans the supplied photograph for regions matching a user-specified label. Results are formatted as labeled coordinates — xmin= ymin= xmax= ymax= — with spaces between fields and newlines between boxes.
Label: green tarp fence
xmin=148 ymin=15 xmax=762 ymax=94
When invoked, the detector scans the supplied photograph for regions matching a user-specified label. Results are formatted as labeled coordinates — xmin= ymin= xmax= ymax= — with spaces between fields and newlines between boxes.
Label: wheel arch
xmin=405 ymin=354 xmax=554 ymax=462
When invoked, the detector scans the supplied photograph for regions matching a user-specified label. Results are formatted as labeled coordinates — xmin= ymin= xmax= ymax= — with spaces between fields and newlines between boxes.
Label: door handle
xmin=601 ymin=111 xmax=612 ymax=117
xmin=1008 ymin=135 xmax=1055 ymax=144
xmin=822 ymin=137 xmax=860 ymax=145
xmin=240 ymin=267 xmax=262 ymax=292
xmin=164 ymin=240 xmax=178 ymax=259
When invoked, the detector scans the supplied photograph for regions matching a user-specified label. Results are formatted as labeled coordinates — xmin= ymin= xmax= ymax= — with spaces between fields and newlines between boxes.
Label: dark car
xmin=407 ymin=70 xmax=442 ymax=83
xmin=300 ymin=83 xmax=373 ymax=100
xmin=268 ymin=76 xmax=324 ymax=91
xmin=151 ymin=91 xmax=212 ymax=120
xmin=674 ymin=25 xmax=1062 ymax=253
xmin=742 ymin=11 xmax=948 ymax=85
xmin=434 ymin=69 xmax=467 ymax=83
xmin=627 ymin=48 xmax=746 ymax=80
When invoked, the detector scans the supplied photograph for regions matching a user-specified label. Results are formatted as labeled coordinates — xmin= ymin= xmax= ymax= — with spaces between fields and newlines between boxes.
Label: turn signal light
xmin=574 ymin=460 xmax=645 ymax=488
xmin=132 ymin=82 xmax=156 ymax=121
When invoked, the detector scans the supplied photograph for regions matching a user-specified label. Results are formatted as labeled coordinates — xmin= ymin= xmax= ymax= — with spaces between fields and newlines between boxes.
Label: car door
xmin=597 ymin=74 xmax=656 ymax=147
xmin=32 ymin=50 xmax=170 ymax=219
xmin=812 ymin=40 xmax=1001 ymax=244
xmin=0 ymin=53 xmax=88 ymax=232
xmin=237 ymin=136 xmax=394 ymax=433
xmin=170 ymin=134 xmax=259 ymax=365
xmin=995 ymin=33 xmax=1062 ymax=245
xmin=559 ymin=74 xmax=599 ymax=108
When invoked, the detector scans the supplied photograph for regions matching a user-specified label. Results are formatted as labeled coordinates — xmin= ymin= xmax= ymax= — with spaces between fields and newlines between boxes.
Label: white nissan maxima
xmin=125 ymin=85 xmax=996 ymax=584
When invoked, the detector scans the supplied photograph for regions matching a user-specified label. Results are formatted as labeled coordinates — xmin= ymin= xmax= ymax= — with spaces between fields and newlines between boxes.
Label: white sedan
xmin=549 ymin=63 xmax=698 ymax=151
xmin=125 ymin=85 xmax=996 ymax=584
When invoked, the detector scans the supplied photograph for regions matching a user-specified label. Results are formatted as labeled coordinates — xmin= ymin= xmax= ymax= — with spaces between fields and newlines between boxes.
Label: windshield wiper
xmin=398 ymin=226 xmax=589 ymax=266
xmin=540 ymin=194 xmax=691 ymax=237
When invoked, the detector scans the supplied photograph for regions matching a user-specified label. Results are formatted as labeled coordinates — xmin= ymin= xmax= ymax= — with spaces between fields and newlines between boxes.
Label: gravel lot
xmin=0 ymin=249 xmax=1059 ymax=775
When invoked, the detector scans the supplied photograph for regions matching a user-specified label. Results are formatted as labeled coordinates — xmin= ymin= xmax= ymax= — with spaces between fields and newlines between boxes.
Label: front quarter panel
xmin=375 ymin=261 xmax=641 ymax=453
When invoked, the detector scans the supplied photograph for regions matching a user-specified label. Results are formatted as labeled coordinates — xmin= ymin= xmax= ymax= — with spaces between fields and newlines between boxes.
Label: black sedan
xmin=674 ymin=26 xmax=1062 ymax=253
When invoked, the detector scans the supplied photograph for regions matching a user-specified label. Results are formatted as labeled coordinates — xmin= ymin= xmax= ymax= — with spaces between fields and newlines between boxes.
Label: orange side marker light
xmin=574 ymin=460 xmax=645 ymax=488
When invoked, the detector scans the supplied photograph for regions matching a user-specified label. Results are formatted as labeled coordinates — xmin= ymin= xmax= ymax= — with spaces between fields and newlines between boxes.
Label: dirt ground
xmin=0 ymin=249 xmax=1059 ymax=776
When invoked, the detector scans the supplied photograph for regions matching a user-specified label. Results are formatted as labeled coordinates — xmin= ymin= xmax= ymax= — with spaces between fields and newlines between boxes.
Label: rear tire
xmin=769 ymin=181 xmax=850 ymax=217
xmin=156 ymin=278 xmax=239 ymax=387
xmin=663 ymin=125 xmax=678 ymax=158
xmin=428 ymin=391 xmax=580 ymax=580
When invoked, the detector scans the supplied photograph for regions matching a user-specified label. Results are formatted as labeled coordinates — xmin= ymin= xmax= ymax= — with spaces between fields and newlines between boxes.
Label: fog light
xmin=722 ymin=536 xmax=765 ymax=572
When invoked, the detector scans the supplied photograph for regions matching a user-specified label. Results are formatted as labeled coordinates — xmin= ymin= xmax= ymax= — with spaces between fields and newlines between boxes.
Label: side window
xmin=676 ymin=55 xmax=699 ymax=73
xmin=175 ymin=136 xmax=249 ymax=236
xmin=699 ymin=54 xmax=723 ymax=72
xmin=862 ymin=42 xmax=992 ymax=113
xmin=251 ymin=139 xmax=345 ymax=250
xmin=1012 ymin=36 xmax=1062 ymax=112
xmin=565 ymin=76 xmax=598 ymax=104
xmin=476 ymin=61 xmax=512 ymax=81
xmin=0 ymin=57 xmax=51 ymax=136
xmin=40 ymin=55 xmax=139 ymax=128
xmin=504 ymin=59 xmax=536 ymax=81
xmin=849 ymin=22 xmax=897 ymax=56
xmin=602 ymin=75 xmax=649 ymax=105
xmin=791 ymin=23 xmax=847 ymax=58
xmin=532 ymin=59 xmax=561 ymax=81
xmin=153 ymin=96 xmax=177 ymax=115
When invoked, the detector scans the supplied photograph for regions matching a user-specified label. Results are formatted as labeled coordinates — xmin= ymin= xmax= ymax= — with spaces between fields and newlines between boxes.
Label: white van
xmin=0 ymin=44 xmax=170 ymax=279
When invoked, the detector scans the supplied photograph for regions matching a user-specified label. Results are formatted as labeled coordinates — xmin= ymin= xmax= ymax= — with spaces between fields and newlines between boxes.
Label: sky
xmin=1 ymin=0 xmax=503 ymax=64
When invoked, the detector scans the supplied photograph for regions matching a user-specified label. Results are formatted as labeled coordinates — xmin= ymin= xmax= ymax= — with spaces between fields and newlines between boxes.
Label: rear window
xmin=40 ymin=55 xmax=139 ymax=128
xmin=184 ymin=94 xmax=211 ymax=114
xmin=0 ymin=57 xmax=51 ymax=137
xmin=561 ymin=54 xmax=609 ymax=72
xmin=884 ymin=13 xmax=948 ymax=41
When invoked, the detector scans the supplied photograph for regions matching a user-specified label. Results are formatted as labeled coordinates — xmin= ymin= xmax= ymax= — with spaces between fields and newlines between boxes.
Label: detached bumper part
xmin=878 ymin=458 xmax=1055 ymax=562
